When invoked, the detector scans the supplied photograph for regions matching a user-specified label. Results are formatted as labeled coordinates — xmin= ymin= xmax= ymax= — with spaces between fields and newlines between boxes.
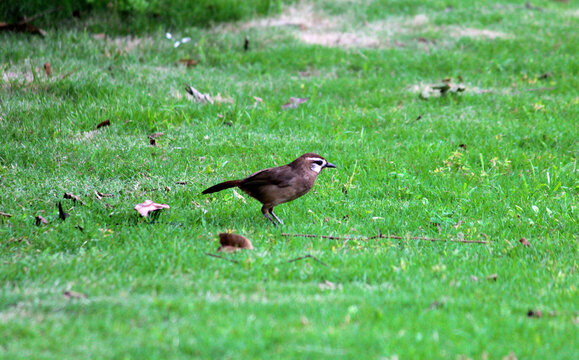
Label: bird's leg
xmin=261 ymin=206 xmax=278 ymax=226
xmin=270 ymin=209 xmax=284 ymax=225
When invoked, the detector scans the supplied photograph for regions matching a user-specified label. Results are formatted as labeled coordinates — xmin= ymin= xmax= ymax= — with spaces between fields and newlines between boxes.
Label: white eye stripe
xmin=305 ymin=157 xmax=325 ymax=164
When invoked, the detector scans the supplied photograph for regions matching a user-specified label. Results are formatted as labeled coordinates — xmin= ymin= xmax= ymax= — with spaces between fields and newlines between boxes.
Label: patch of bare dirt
xmin=233 ymin=3 xmax=510 ymax=49
xmin=449 ymin=27 xmax=509 ymax=39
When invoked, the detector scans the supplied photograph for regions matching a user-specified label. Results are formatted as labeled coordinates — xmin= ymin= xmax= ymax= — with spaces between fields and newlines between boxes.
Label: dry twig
xmin=281 ymin=232 xmax=489 ymax=244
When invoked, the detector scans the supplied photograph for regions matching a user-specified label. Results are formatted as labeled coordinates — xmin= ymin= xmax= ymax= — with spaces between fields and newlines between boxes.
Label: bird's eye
xmin=314 ymin=160 xmax=323 ymax=166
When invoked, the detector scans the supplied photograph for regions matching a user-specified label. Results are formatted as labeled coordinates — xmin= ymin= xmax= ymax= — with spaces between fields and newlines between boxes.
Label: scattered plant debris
xmin=178 ymin=58 xmax=199 ymax=68
xmin=486 ymin=273 xmax=498 ymax=281
xmin=64 ymin=290 xmax=87 ymax=299
xmin=94 ymin=191 xmax=113 ymax=200
xmin=57 ymin=202 xmax=69 ymax=220
xmin=519 ymin=237 xmax=531 ymax=247
xmin=64 ymin=192 xmax=84 ymax=204
xmin=0 ymin=6 xmax=61 ymax=36
xmin=282 ymin=97 xmax=308 ymax=109
xmin=149 ymin=138 xmax=157 ymax=146
xmin=205 ymin=252 xmax=239 ymax=264
xmin=527 ymin=309 xmax=542 ymax=318
xmin=218 ymin=232 xmax=254 ymax=251
xmin=318 ymin=280 xmax=340 ymax=291
xmin=95 ymin=119 xmax=111 ymax=129
xmin=185 ymin=85 xmax=213 ymax=104
xmin=244 ymin=37 xmax=250 ymax=51
xmin=281 ymin=232 xmax=489 ymax=244
xmin=286 ymin=254 xmax=328 ymax=267
xmin=35 ymin=215 xmax=48 ymax=226
xmin=0 ymin=211 xmax=12 ymax=218
xmin=43 ymin=62 xmax=51 ymax=77
xmin=134 ymin=200 xmax=170 ymax=218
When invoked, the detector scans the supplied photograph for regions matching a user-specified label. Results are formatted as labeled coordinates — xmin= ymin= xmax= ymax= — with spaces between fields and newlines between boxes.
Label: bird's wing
xmin=241 ymin=166 xmax=293 ymax=188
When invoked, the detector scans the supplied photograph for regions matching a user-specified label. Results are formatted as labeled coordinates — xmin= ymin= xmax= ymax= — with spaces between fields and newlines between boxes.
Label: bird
xmin=202 ymin=153 xmax=336 ymax=225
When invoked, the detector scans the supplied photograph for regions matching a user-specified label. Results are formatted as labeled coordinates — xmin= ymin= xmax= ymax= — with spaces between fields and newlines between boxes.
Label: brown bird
xmin=202 ymin=153 xmax=336 ymax=225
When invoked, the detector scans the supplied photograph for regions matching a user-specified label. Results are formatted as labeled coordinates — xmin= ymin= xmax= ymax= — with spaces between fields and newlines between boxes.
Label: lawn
xmin=1 ymin=0 xmax=578 ymax=358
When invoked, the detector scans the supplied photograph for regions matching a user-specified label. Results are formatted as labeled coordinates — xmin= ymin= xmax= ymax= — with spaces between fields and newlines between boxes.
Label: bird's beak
xmin=324 ymin=162 xmax=336 ymax=169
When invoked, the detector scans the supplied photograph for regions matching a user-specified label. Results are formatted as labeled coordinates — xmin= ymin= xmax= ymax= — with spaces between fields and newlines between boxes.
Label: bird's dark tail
xmin=202 ymin=180 xmax=242 ymax=194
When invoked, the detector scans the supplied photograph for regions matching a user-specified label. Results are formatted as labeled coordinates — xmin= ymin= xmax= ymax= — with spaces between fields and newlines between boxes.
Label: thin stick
xmin=21 ymin=6 xmax=62 ymax=24
xmin=281 ymin=233 xmax=489 ymax=244
xmin=286 ymin=254 xmax=328 ymax=267
xmin=205 ymin=252 xmax=239 ymax=264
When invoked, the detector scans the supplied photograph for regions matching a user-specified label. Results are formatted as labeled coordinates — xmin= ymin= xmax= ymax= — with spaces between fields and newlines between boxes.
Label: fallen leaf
xmin=0 ymin=211 xmax=12 ymax=218
xmin=178 ymin=58 xmax=199 ymax=68
xmin=537 ymin=72 xmax=551 ymax=80
xmin=214 ymin=93 xmax=234 ymax=104
xmin=459 ymin=143 xmax=468 ymax=150
xmin=96 ymin=119 xmax=111 ymax=129
xmin=253 ymin=96 xmax=264 ymax=107
xmin=420 ymin=83 xmax=466 ymax=99
xmin=233 ymin=189 xmax=247 ymax=203
xmin=217 ymin=245 xmax=239 ymax=253
xmin=282 ymin=97 xmax=308 ymax=109
xmin=43 ymin=62 xmax=51 ymax=77
xmin=519 ymin=237 xmax=531 ymax=247
xmin=527 ymin=309 xmax=542 ymax=318
xmin=64 ymin=290 xmax=87 ymax=299
xmin=64 ymin=192 xmax=84 ymax=204
xmin=486 ymin=273 xmax=498 ymax=281
xmin=185 ymin=85 xmax=213 ymax=104
xmin=57 ymin=201 xmax=69 ymax=221
xmin=318 ymin=280 xmax=340 ymax=291
xmin=94 ymin=191 xmax=113 ymax=199
xmin=134 ymin=200 xmax=170 ymax=217
xmin=148 ymin=132 xmax=164 ymax=139
xmin=453 ymin=220 xmax=465 ymax=229
xmin=35 ymin=215 xmax=48 ymax=226
xmin=428 ymin=301 xmax=443 ymax=311
xmin=218 ymin=232 xmax=253 ymax=251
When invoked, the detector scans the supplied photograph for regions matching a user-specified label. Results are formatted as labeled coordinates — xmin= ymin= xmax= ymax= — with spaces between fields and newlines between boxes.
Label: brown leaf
xmin=64 ymin=192 xmax=84 ymax=204
xmin=282 ymin=97 xmax=308 ymax=109
xmin=527 ymin=309 xmax=542 ymax=318
xmin=43 ymin=62 xmax=52 ymax=77
xmin=519 ymin=237 xmax=531 ymax=247
xmin=0 ymin=211 xmax=12 ymax=218
xmin=134 ymin=200 xmax=170 ymax=217
xmin=486 ymin=273 xmax=498 ymax=281
xmin=64 ymin=290 xmax=87 ymax=299
xmin=96 ymin=119 xmax=111 ymax=129
xmin=178 ymin=58 xmax=199 ymax=68
xmin=218 ymin=232 xmax=253 ymax=250
xmin=35 ymin=215 xmax=48 ymax=226
xmin=57 ymin=201 xmax=69 ymax=221
xmin=458 ymin=143 xmax=468 ymax=150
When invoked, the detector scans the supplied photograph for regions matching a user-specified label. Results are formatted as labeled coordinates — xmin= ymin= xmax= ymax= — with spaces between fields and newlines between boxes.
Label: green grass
xmin=1 ymin=0 xmax=578 ymax=358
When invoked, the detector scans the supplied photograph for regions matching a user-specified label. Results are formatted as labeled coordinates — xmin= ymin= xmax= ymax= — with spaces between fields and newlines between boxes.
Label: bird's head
xmin=294 ymin=153 xmax=336 ymax=174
